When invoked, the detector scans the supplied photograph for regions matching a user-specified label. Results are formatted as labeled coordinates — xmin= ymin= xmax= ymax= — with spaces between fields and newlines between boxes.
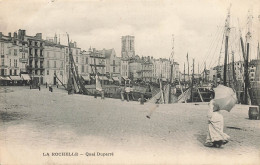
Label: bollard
xmin=248 ymin=106 xmax=259 ymax=120
xmin=140 ymin=94 xmax=144 ymax=105
xmin=121 ymin=91 xmax=124 ymax=101
xmin=101 ymin=91 xmax=105 ymax=100
xmin=126 ymin=93 xmax=130 ymax=102
xmin=94 ymin=91 xmax=97 ymax=98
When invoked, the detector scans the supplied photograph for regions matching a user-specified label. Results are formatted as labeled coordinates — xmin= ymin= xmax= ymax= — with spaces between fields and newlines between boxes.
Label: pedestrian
xmin=38 ymin=82 xmax=41 ymax=91
xmin=120 ymin=88 xmax=125 ymax=101
xmin=49 ymin=84 xmax=53 ymax=92
xmin=46 ymin=82 xmax=47 ymax=88
xmin=205 ymin=99 xmax=230 ymax=148
xmin=125 ymin=87 xmax=130 ymax=102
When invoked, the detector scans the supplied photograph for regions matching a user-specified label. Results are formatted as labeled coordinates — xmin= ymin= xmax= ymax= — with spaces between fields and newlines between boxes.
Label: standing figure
xmin=205 ymin=100 xmax=230 ymax=148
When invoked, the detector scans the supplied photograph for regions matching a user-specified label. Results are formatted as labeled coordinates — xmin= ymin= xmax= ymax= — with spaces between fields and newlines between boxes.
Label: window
xmin=10 ymin=59 xmax=11 ymax=66
xmin=1 ymin=58 xmax=4 ymax=66
xmin=66 ymin=65 xmax=69 ymax=73
xmin=9 ymin=49 xmax=11 ymax=55
xmin=4 ymin=69 xmax=7 ymax=75
xmin=76 ymin=50 xmax=78 ymax=55
xmin=81 ymin=65 xmax=84 ymax=72
xmin=14 ymin=59 xmax=17 ymax=67
xmin=1 ymin=43 xmax=4 ymax=55
xmin=47 ymin=70 xmax=49 ymax=75
xmin=14 ymin=49 xmax=17 ymax=56
xmin=66 ymin=48 xmax=68 ymax=54
xmin=61 ymin=62 xmax=63 ymax=68
xmin=66 ymin=56 xmax=68 ymax=62
xmin=76 ymin=57 xmax=78 ymax=63
xmin=113 ymin=66 xmax=115 ymax=72
xmin=14 ymin=69 xmax=17 ymax=75
xmin=60 ymin=71 xmax=63 ymax=76
xmin=47 ymin=52 xmax=49 ymax=57
xmin=86 ymin=57 xmax=88 ymax=64
xmin=22 ymin=53 xmax=25 ymax=58
xmin=113 ymin=60 xmax=115 ymax=65
xmin=54 ymin=61 xmax=56 ymax=68
xmin=54 ymin=52 xmax=56 ymax=58
xmin=10 ymin=69 xmax=12 ymax=75
xmin=47 ymin=61 xmax=49 ymax=68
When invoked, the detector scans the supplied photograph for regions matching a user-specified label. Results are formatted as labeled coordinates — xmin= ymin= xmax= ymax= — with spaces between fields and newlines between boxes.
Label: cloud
xmin=0 ymin=0 xmax=259 ymax=73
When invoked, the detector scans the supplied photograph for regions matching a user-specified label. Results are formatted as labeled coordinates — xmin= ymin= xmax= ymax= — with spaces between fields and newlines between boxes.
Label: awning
xmin=162 ymin=78 xmax=167 ymax=81
xmin=108 ymin=78 xmax=113 ymax=82
xmin=112 ymin=77 xmax=120 ymax=81
xmin=99 ymin=76 xmax=109 ymax=81
xmin=21 ymin=74 xmax=31 ymax=80
xmin=81 ymin=75 xmax=90 ymax=81
xmin=122 ymin=76 xmax=130 ymax=81
xmin=10 ymin=76 xmax=23 ymax=81
xmin=0 ymin=76 xmax=11 ymax=81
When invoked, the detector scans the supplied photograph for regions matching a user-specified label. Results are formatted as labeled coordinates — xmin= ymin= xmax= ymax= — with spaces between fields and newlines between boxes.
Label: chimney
xmin=21 ymin=30 xmax=26 ymax=37
xmin=36 ymin=33 xmax=42 ymax=40
xmin=54 ymin=33 xmax=57 ymax=44
xmin=13 ymin=32 xmax=17 ymax=38
xmin=74 ymin=41 xmax=77 ymax=48
xmin=8 ymin=32 xmax=11 ymax=38
xmin=0 ymin=32 xmax=2 ymax=39
xmin=18 ymin=29 xmax=22 ymax=39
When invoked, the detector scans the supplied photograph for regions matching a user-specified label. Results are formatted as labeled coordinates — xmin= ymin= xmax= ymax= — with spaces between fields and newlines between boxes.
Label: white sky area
xmin=0 ymin=0 xmax=259 ymax=73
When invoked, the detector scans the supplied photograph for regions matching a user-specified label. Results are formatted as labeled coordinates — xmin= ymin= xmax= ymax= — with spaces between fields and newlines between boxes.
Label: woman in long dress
xmin=205 ymin=99 xmax=230 ymax=148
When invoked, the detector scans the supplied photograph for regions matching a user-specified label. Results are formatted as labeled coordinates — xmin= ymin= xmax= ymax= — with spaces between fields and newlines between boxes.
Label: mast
xmin=243 ymin=10 xmax=253 ymax=104
xmin=184 ymin=63 xmax=186 ymax=88
xmin=232 ymin=51 xmax=237 ymax=89
xmin=168 ymin=34 xmax=174 ymax=103
xmin=223 ymin=6 xmax=231 ymax=86
xmin=190 ymin=58 xmax=195 ymax=102
xmin=67 ymin=33 xmax=73 ymax=94
xmin=187 ymin=52 xmax=190 ymax=83
xmin=198 ymin=62 xmax=200 ymax=85
xmin=256 ymin=42 xmax=260 ymax=81
xmin=204 ymin=62 xmax=206 ymax=83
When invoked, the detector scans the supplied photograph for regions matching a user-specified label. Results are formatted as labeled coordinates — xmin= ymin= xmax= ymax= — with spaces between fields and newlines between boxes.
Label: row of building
xmin=0 ymin=30 xmax=180 ymax=86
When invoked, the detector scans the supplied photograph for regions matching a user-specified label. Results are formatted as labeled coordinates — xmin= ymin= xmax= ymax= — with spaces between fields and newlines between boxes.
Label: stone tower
xmin=121 ymin=35 xmax=135 ymax=59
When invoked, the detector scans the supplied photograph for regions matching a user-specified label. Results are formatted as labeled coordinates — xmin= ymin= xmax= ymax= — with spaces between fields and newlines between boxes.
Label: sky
xmin=0 ymin=0 xmax=259 ymax=73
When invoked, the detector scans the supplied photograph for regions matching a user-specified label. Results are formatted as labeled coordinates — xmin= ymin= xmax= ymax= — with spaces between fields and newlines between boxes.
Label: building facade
xmin=44 ymin=40 xmax=65 ymax=85
xmin=141 ymin=56 xmax=153 ymax=82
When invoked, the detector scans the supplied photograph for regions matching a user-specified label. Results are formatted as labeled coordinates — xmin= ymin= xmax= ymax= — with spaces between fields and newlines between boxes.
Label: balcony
xmin=90 ymin=54 xmax=106 ymax=59
xmin=19 ymin=58 xmax=28 ymax=63
xmin=90 ymin=64 xmax=105 ymax=67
